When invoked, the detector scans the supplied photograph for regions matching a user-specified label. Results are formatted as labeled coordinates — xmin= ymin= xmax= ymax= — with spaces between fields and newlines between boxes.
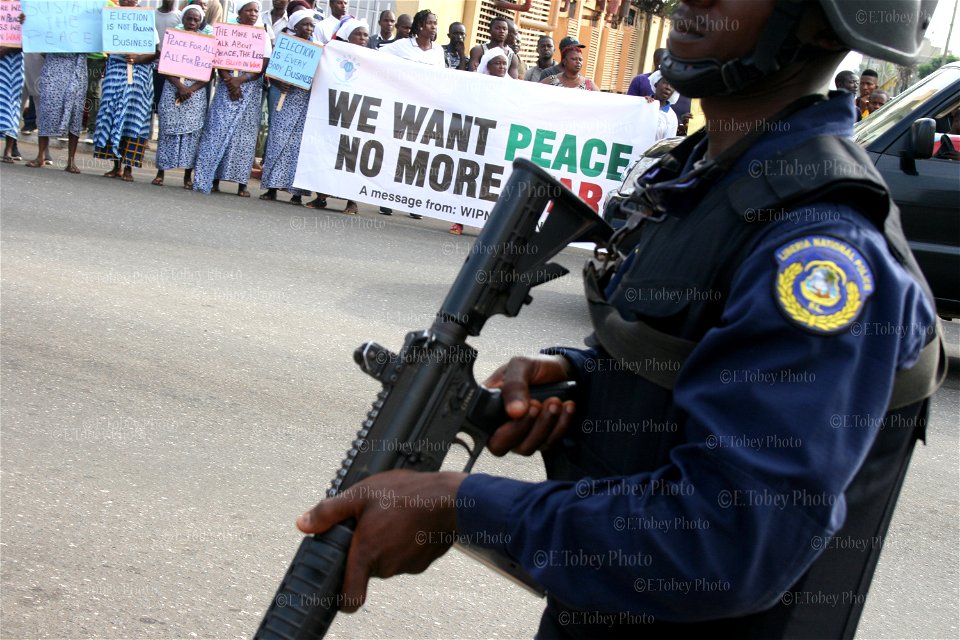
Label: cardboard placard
xmin=102 ymin=6 xmax=155 ymax=54
xmin=212 ymin=22 xmax=266 ymax=73
xmin=265 ymin=32 xmax=321 ymax=90
xmin=0 ymin=1 xmax=22 ymax=48
xmin=21 ymin=0 xmax=103 ymax=53
xmin=158 ymin=28 xmax=214 ymax=81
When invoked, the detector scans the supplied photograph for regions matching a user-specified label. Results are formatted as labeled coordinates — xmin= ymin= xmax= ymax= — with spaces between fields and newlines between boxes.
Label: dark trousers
xmin=85 ymin=57 xmax=106 ymax=133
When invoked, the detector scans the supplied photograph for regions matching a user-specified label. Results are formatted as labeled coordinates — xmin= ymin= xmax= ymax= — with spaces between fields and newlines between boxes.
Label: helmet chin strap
xmin=661 ymin=0 xmax=808 ymax=98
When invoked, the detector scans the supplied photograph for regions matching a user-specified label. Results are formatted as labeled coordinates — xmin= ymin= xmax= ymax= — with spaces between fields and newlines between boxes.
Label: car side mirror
xmin=908 ymin=118 xmax=936 ymax=159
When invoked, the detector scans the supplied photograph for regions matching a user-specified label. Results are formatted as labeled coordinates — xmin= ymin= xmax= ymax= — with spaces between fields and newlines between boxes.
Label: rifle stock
xmin=255 ymin=159 xmax=612 ymax=639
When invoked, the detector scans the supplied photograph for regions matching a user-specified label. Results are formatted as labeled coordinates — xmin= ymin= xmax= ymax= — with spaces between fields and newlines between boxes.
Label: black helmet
xmin=661 ymin=0 xmax=937 ymax=97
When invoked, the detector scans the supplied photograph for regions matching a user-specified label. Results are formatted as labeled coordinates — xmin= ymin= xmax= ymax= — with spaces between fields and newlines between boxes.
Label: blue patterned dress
xmin=93 ymin=55 xmax=155 ymax=167
xmin=155 ymin=77 xmax=207 ymax=170
xmin=0 ymin=49 xmax=23 ymax=140
xmin=192 ymin=75 xmax=263 ymax=193
xmin=155 ymin=25 xmax=212 ymax=171
xmin=260 ymin=84 xmax=310 ymax=194
xmin=37 ymin=54 xmax=87 ymax=138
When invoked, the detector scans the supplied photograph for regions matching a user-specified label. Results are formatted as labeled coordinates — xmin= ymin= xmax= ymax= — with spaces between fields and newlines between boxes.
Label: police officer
xmin=295 ymin=1 xmax=943 ymax=637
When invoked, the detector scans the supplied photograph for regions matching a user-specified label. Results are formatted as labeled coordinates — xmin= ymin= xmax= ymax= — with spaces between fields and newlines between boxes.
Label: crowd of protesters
xmin=2 ymin=0 xmax=692 ymax=235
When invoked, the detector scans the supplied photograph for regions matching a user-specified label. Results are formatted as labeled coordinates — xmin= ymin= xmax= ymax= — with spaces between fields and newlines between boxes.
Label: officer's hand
xmin=483 ymin=355 xmax=576 ymax=456
xmin=296 ymin=470 xmax=467 ymax=612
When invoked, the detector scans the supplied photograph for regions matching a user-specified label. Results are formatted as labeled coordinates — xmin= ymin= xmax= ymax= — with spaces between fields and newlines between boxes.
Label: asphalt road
xmin=1 ymin=158 xmax=958 ymax=639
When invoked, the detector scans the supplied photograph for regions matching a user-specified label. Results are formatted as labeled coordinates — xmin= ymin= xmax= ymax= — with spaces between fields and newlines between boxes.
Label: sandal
xmin=1 ymin=156 xmax=12 ymax=164
xmin=151 ymin=176 xmax=164 ymax=186
xmin=305 ymin=197 xmax=327 ymax=209
xmin=259 ymin=190 xmax=277 ymax=201
xmin=343 ymin=202 xmax=359 ymax=215
xmin=449 ymin=223 xmax=463 ymax=235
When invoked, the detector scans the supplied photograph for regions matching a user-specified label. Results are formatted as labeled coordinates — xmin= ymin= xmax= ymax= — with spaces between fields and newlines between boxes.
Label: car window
xmin=855 ymin=66 xmax=960 ymax=147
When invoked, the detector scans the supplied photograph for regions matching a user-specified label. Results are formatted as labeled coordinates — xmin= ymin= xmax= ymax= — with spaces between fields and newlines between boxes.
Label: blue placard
xmin=265 ymin=32 xmax=322 ymax=90
xmin=102 ymin=6 xmax=155 ymax=54
xmin=21 ymin=0 xmax=103 ymax=53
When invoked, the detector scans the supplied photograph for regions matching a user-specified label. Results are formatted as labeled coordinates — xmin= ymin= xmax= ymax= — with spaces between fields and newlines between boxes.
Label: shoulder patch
xmin=773 ymin=236 xmax=874 ymax=334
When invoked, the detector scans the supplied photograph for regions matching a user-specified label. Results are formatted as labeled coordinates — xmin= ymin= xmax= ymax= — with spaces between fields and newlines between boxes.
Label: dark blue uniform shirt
xmin=455 ymin=92 xmax=936 ymax=623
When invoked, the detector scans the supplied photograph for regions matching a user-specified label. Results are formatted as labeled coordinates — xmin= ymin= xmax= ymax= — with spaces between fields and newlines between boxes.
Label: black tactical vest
xmin=538 ymin=130 xmax=944 ymax=639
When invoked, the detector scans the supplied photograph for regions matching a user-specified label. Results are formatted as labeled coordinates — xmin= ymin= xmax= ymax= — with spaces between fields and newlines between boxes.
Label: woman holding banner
xmin=93 ymin=0 xmax=160 ymax=182
xmin=259 ymin=9 xmax=317 ymax=204
xmin=446 ymin=45 xmax=511 ymax=235
xmin=192 ymin=1 xmax=272 ymax=197
xmin=540 ymin=43 xmax=598 ymax=91
xmin=476 ymin=46 xmax=509 ymax=78
xmin=152 ymin=5 xmax=212 ymax=189
xmin=302 ymin=16 xmax=368 ymax=213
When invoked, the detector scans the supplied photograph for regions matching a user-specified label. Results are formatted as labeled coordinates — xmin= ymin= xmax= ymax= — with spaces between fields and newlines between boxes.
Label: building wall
xmin=349 ymin=0 xmax=401 ymax=34
xmin=394 ymin=0 xmax=466 ymax=41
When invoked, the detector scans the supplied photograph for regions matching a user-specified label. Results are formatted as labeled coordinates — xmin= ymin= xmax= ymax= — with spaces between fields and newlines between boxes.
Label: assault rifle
xmin=255 ymin=158 xmax=612 ymax=639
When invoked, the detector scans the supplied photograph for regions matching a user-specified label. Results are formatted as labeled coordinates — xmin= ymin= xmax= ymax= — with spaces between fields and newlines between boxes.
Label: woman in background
xmin=305 ymin=16 xmax=367 ymax=213
xmin=476 ymin=46 xmax=509 ymax=78
xmin=259 ymin=9 xmax=316 ymax=204
xmin=0 ymin=43 xmax=23 ymax=163
xmin=93 ymin=0 xmax=159 ymax=182
xmin=25 ymin=52 xmax=86 ymax=172
xmin=447 ymin=46 xmax=509 ymax=235
xmin=192 ymin=1 xmax=271 ymax=196
xmin=645 ymin=70 xmax=678 ymax=140
xmin=152 ymin=5 xmax=212 ymax=188
xmin=541 ymin=44 xmax=597 ymax=91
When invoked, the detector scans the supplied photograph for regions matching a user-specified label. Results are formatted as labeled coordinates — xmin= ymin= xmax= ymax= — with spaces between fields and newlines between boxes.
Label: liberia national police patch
xmin=774 ymin=236 xmax=874 ymax=334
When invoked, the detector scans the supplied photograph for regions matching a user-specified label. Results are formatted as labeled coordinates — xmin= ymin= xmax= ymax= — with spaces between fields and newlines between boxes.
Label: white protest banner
xmin=212 ymin=22 xmax=266 ymax=72
xmin=294 ymin=40 xmax=659 ymax=227
xmin=102 ymin=6 xmax=155 ymax=54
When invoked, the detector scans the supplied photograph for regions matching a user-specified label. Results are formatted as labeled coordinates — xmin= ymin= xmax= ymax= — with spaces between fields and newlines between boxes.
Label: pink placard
xmin=0 ymin=1 xmax=22 ymax=48
xmin=158 ymin=29 xmax=215 ymax=81
xmin=212 ymin=22 xmax=266 ymax=72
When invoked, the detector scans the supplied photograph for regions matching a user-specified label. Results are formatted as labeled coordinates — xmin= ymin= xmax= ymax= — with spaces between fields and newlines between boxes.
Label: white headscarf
xmin=287 ymin=9 xmax=315 ymax=31
xmin=335 ymin=17 xmax=369 ymax=42
xmin=182 ymin=5 xmax=204 ymax=22
xmin=234 ymin=1 xmax=263 ymax=25
xmin=478 ymin=46 xmax=508 ymax=76
xmin=649 ymin=70 xmax=680 ymax=105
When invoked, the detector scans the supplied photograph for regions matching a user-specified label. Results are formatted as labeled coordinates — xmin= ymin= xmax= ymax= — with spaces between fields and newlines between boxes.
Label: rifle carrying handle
xmin=254 ymin=523 xmax=354 ymax=640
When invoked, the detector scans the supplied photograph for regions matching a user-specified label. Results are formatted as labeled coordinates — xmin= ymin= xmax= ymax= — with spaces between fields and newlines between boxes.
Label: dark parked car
xmin=854 ymin=62 xmax=960 ymax=318
xmin=605 ymin=64 xmax=960 ymax=318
